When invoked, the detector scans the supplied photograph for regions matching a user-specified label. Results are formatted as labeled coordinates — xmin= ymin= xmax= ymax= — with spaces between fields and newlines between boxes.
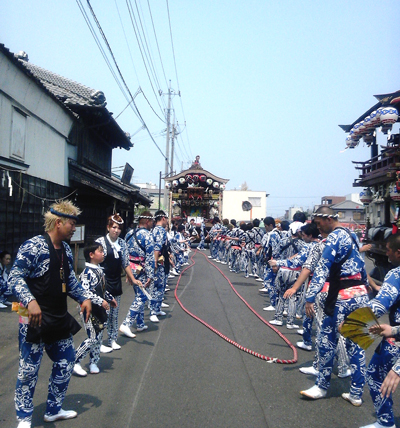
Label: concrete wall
xmin=0 ymin=51 xmax=76 ymax=185
xmin=222 ymin=190 xmax=267 ymax=222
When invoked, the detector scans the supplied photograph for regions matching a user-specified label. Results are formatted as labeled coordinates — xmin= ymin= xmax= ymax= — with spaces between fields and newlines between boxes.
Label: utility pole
xmin=170 ymin=111 xmax=176 ymax=175
xmin=164 ymin=81 xmax=172 ymax=209
xmin=160 ymin=80 xmax=179 ymax=209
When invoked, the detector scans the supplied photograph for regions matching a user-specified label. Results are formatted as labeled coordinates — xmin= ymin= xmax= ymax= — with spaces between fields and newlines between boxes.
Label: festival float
xmin=164 ymin=156 xmax=229 ymax=226
xmin=341 ymin=90 xmax=400 ymax=280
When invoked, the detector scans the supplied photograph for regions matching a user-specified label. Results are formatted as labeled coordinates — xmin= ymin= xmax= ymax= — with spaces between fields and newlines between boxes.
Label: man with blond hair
xmin=9 ymin=200 xmax=92 ymax=428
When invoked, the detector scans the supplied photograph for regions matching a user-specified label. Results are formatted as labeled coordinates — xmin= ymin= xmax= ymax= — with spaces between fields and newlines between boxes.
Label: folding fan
xmin=340 ymin=307 xmax=381 ymax=350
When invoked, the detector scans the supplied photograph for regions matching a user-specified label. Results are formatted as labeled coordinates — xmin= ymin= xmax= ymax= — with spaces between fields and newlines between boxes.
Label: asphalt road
xmin=0 ymin=250 xmax=398 ymax=428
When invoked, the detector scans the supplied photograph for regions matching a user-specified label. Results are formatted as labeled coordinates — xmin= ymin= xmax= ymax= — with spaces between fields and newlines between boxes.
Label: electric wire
xmin=114 ymin=0 xmax=141 ymax=84
xmin=165 ymin=0 xmax=193 ymax=159
xmin=80 ymin=0 xmax=171 ymax=168
xmin=177 ymin=126 xmax=192 ymax=162
xmin=134 ymin=0 xmax=164 ymax=95
xmin=115 ymin=0 xmax=167 ymax=123
xmin=165 ymin=0 xmax=180 ymax=95
xmin=126 ymin=0 xmax=165 ymax=117
xmin=1 ymin=167 xmax=78 ymax=202
xmin=147 ymin=0 xmax=168 ymax=88
xmin=77 ymin=0 xmax=132 ymax=111
xmin=172 ymin=100 xmax=192 ymax=162
xmin=114 ymin=87 xmax=141 ymax=119
xmin=86 ymin=0 xmax=137 ymax=108
xmin=139 ymin=87 xmax=166 ymax=123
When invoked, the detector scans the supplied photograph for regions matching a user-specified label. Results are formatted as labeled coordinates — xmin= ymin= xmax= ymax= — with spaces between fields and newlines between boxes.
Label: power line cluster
xmin=76 ymin=0 xmax=193 ymax=172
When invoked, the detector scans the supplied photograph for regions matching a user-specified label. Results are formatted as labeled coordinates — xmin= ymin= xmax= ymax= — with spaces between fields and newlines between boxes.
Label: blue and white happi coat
xmin=171 ymin=232 xmax=186 ymax=271
xmin=229 ymin=227 xmax=245 ymax=273
xmin=306 ymin=228 xmax=365 ymax=302
xmin=122 ymin=228 xmax=155 ymax=328
xmin=208 ymin=223 xmax=222 ymax=259
xmin=261 ymin=229 xmax=284 ymax=306
xmin=301 ymin=240 xmax=326 ymax=347
xmin=216 ymin=225 xmax=228 ymax=262
xmin=306 ymin=228 xmax=368 ymax=397
xmin=75 ymin=263 xmax=114 ymax=366
xmin=8 ymin=235 xmax=91 ymax=423
xmin=9 ymin=235 xmax=89 ymax=307
xmin=0 ymin=262 xmax=10 ymax=302
xmin=96 ymin=235 xmax=130 ymax=269
xmin=365 ymin=266 xmax=400 ymax=427
xmin=96 ymin=235 xmax=130 ymax=344
xmin=198 ymin=222 xmax=206 ymax=249
xmin=243 ymin=227 xmax=264 ymax=276
xmin=151 ymin=225 xmax=168 ymax=314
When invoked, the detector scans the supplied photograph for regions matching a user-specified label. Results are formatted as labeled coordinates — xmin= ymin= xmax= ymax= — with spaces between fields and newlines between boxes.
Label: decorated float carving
xmin=164 ymin=155 xmax=229 ymax=221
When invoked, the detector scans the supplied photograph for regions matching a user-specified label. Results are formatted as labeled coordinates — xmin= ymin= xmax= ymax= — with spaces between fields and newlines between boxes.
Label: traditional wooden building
xmin=0 ymin=44 xmax=151 ymax=256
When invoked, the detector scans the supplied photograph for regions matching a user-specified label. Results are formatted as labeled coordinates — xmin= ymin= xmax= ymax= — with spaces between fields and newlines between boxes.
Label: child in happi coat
xmin=73 ymin=242 xmax=117 ymax=376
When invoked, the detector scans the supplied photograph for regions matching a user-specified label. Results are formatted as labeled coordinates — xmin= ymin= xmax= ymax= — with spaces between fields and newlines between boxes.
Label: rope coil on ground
xmin=173 ymin=249 xmax=298 ymax=364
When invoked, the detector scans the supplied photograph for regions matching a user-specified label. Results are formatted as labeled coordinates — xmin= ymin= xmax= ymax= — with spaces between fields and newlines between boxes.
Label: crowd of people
xmin=205 ymin=207 xmax=400 ymax=428
xmin=4 ymin=199 xmax=400 ymax=428
xmin=5 ymin=201 xmax=197 ymax=428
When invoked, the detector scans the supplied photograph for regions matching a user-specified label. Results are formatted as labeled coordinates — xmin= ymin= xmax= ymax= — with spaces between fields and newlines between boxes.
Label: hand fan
xmin=340 ymin=307 xmax=381 ymax=350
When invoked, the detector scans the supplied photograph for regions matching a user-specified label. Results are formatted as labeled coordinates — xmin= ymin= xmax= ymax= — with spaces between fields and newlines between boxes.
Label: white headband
xmin=312 ymin=213 xmax=339 ymax=219
xmin=111 ymin=214 xmax=124 ymax=225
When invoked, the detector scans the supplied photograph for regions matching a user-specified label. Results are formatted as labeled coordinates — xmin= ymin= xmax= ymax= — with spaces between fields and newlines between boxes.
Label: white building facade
xmin=222 ymin=190 xmax=267 ymax=222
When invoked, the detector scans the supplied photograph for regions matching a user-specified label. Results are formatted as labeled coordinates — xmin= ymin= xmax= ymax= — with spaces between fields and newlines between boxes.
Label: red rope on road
xmin=173 ymin=250 xmax=298 ymax=364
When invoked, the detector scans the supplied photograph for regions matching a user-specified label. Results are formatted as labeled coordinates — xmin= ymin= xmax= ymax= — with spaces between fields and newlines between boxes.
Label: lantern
xmin=213 ymin=182 xmax=220 ymax=189
xmin=185 ymin=174 xmax=193 ymax=183
xmin=172 ymin=180 xmax=178 ymax=187
xmin=206 ymin=178 xmax=213 ymax=185
xmin=363 ymin=115 xmax=372 ymax=130
xmin=346 ymin=136 xmax=358 ymax=149
xmin=360 ymin=188 xmax=373 ymax=205
xmin=362 ymin=132 xmax=375 ymax=145
xmin=379 ymin=106 xmax=398 ymax=134
xmin=379 ymin=106 xmax=398 ymax=125
xmin=390 ymin=183 xmax=400 ymax=201
xmin=193 ymin=174 xmax=199 ymax=183
xmin=369 ymin=110 xmax=380 ymax=128
xmin=353 ymin=122 xmax=363 ymax=135
xmin=358 ymin=120 xmax=367 ymax=135
xmin=349 ymin=128 xmax=361 ymax=141
xmin=200 ymin=174 xmax=206 ymax=182
xmin=165 ymin=182 xmax=171 ymax=189
xmin=179 ymin=177 xmax=185 ymax=184
xmin=220 ymin=184 xmax=226 ymax=190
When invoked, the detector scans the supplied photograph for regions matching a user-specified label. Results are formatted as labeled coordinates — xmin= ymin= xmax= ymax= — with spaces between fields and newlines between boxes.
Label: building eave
xmin=68 ymin=159 xmax=152 ymax=206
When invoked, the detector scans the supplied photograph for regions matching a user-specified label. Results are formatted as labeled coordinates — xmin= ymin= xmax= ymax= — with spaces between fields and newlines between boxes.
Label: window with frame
xmin=11 ymin=107 xmax=27 ymax=161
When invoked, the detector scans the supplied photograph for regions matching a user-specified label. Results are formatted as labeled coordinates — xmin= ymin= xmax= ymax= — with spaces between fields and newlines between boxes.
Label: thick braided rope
xmin=173 ymin=250 xmax=298 ymax=364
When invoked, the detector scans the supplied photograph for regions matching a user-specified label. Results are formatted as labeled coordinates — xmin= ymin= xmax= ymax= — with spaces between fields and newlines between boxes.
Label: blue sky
xmin=2 ymin=1 xmax=400 ymax=217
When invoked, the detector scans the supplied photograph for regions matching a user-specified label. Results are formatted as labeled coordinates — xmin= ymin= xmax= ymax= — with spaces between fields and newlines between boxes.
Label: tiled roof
xmin=0 ymin=43 xmax=74 ymax=116
xmin=21 ymin=59 xmax=107 ymax=108
xmin=1 ymin=43 xmax=131 ymax=149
